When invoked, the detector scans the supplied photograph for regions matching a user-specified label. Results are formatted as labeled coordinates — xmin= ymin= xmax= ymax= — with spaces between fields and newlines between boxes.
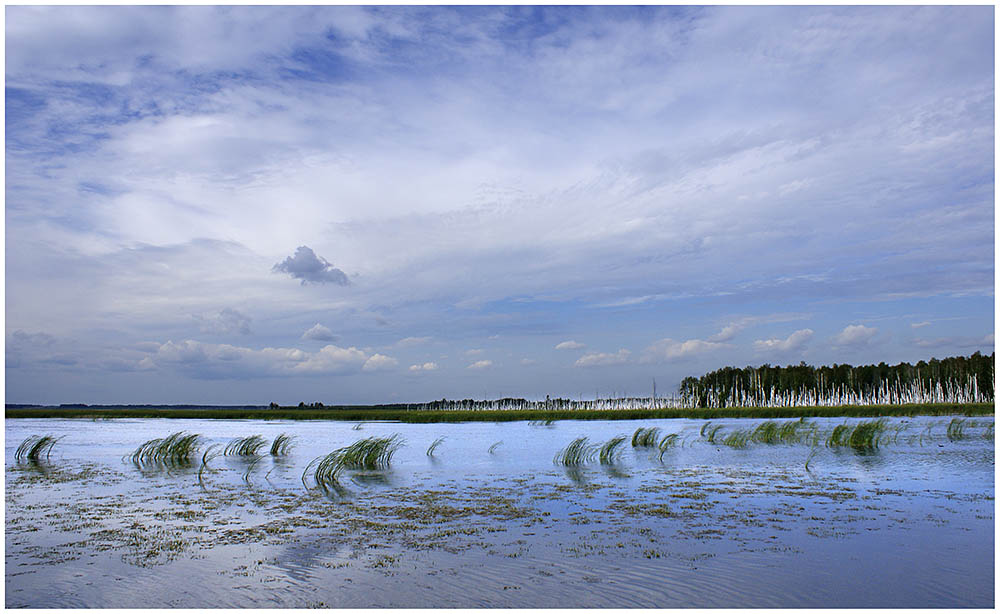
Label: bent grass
xmin=304 ymin=435 xmax=404 ymax=496
xmin=270 ymin=433 xmax=295 ymax=456
xmin=631 ymin=427 xmax=662 ymax=448
xmin=130 ymin=432 xmax=202 ymax=468
xmin=15 ymin=435 xmax=61 ymax=464
xmin=599 ymin=436 xmax=628 ymax=465
xmin=427 ymin=437 xmax=445 ymax=457
xmin=224 ymin=435 xmax=266 ymax=457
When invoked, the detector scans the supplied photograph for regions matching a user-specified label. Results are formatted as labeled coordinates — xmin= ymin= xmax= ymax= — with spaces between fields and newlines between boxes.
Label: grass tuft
xmin=946 ymin=418 xmax=969 ymax=441
xmin=130 ymin=432 xmax=202 ymax=468
xmin=488 ymin=441 xmax=503 ymax=454
xmin=427 ymin=437 xmax=445 ymax=457
xmin=304 ymin=435 xmax=404 ymax=497
xmin=657 ymin=433 xmax=680 ymax=461
xmin=224 ymin=435 xmax=266 ymax=457
xmin=631 ymin=427 xmax=662 ymax=448
xmin=270 ymin=433 xmax=295 ymax=456
xmin=722 ymin=429 xmax=751 ymax=448
xmin=15 ymin=435 xmax=61 ymax=464
xmin=554 ymin=437 xmax=596 ymax=466
xmin=826 ymin=419 xmax=888 ymax=451
xmin=598 ymin=436 xmax=628 ymax=465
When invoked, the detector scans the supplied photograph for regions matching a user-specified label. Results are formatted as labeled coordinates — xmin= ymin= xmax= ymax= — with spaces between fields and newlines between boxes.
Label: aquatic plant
xmin=427 ymin=437 xmax=445 ymax=457
xmin=529 ymin=418 xmax=556 ymax=426
xmin=335 ymin=435 xmax=404 ymax=470
xmin=984 ymin=422 xmax=994 ymax=440
xmin=15 ymin=435 xmax=61 ymax=464
xmin=224 ymin=435 xmax=266 ymax=457
xmin=554 ymin=437 xmax=596 ymax=466
xmin=702 ymin=424 xmax=724 ymax=444
xmin=488 ymin=441 xmax=503 ymax=454
xmin=270 ymin=433 xmax=295 ymax=456
xmin=826 ymin=419 xmax=888 ymax=452
xmin=946 ymin=418 xmax=969 ymax=441
xmin=657 ymin=433 xmax=680 ymax=461
xmin=198 ymin=443 xmax=222 ymax=488
xmin=631 ymin=427 xmax=662 ymax=448
xmin=598 ymin=436 xmax=628 ymax=465
xmin=722 ymin=429 xmax=751 ymax=449
xmin=352 ymin=422 xmax=365 ymax=430
xmin=130 ymin=432 xmax=202 ymax=467
xmin=304 ymin=451 xmax=347 ymax=496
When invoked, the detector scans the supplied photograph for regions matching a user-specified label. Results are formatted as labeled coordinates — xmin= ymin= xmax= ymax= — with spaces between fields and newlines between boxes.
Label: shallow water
xmin=5 ymin=415 xmax=995 ymax=608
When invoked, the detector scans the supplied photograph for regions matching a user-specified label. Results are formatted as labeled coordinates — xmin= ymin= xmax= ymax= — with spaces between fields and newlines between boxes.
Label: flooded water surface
xmin=5 ymin=415 xmax=994 ymax=608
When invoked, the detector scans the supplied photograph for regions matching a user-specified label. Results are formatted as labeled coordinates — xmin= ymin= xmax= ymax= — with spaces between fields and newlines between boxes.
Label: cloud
xmin=362 ymin=353 xmax=398 ymax=372
xmin=408 ymin=361 xmax=438 ymax=372
xmin=753 ymin=329 xmax=814 ymax=352
xmin=143 ymin=339 xmax=395 ymax=378
xmin=465 ymin=348 xmax=485 ymax=356
xmin=555 ymin=340 xmax=585 ymax=350
xmin=914 ymin=333 xmax=993 ymax=349
xmin=640 ymin=339 xmax=726 ymax=363
xmin=301 ymin=323 xmax=337 ymax=341
xmin=272 ymin=246 xmax=349 ymax=285
xmin=9 ymin=330 xmax=56 ymax=347
xmin=467 ymin=359 xmax=493 ymax=370
xmin=708 ymin=313 xmax=811 ymax=342
xmin=911 ymin=321 xmax=931 ymax=329
xmin=195 ymin=307 xmax=251 ymax=335
xmin=520 ymin=358 xmax=536 ymax=365
xmin=832 ymin=324 xmax=878 ymax=347
xmin=576 ymin=349 xmax=630 ymax=367
xmin=397 ymin=336 xmax=432 ymax=347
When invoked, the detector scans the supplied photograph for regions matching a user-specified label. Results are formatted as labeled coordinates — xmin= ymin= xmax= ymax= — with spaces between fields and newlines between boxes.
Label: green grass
xmin=554 ymin=437 xmax=596 ymax=466
xmin=7 ymin=402 xmax=993 ymax=422
xmin=130 ymin=432 xmax=202 ymax=468
xmin=303 ymin=435 xmax=404 ymax=496
xmin=826 ymin=419 xmax=888 ymax=452
xmin=701 ymin=423 xmax=724 ymax=444
xmin=426 ymin=437 xmax=445 ymax=457
xmin=631 ymin=427 xmax=662 ymax=448
xmin=657 ymin=433 xmax=680 ymax=461
xmin=270 ymin=433 xmax=295 ymax=456
xmin=598 ymin=436 xmax=628 ymax=465
xmin=722 ymin=429 xmax=751 ymax=448
xmin=224 ymin=435 xmax=266 ymax=457
xmin=14 ymin=435 xmax=61 ymax=463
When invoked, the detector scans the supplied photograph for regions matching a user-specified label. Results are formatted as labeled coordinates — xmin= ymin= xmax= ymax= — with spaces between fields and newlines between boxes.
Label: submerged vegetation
xmin=15 ymin=435 xmax=60 ymax=464
xmin=303 ymin=435 xmax=404 ymax=496
xmin=825 ymin=419 xmax=888 ymax=451
xmin=427 ymin=437 xmax=445 ymax=457
xmin=598 ymin=436 xmax=628 ymax=465
xmin=632 ymin=427 xmax=662 ymax=448
xmin=270 ymin=433 xmax=295 ymax=456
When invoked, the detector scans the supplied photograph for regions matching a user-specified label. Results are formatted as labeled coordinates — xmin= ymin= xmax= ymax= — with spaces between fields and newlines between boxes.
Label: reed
xmin=985 ymin=422 xmax=994 ymax=440
xmin=335 ymin=435 xmax=404 ymax=470
xmin=198 ymin=443 xmax=222 ymax=488
xmin=946 ymin=418 xmax=969 ymax=441
xmin=427 ymin=437 xmax=445 ymax=457
xmin=554 ymin=437 xmax=596 ymax=466
xmin=270 ymin=433 xmax=295 ymax=456
xmin=722 ymin=429 xmax=751 ymax=448
xmin=631 ymin=427 xmax=662 ymax=447
xmin=224 ymin=435 xmax=266 ymax=457
xmin=15 ymin=435 xmax=61 ymax=463
xmin=598 ymin=436 xmax=627 ymax=465
xmin=657 ymin=433 xmax=680 ymax=461
xmin=488 ymin=441 xmax=503 ymax=454
xmin=702 ymin=424 xmax=724 ymax=444
xmin=130 ymin=432 xmax=202 ymax=467
xmin=826 ymin=419 xmax=887 ymax=451
xmin=304 ymin=451 xmax=347 ymax=496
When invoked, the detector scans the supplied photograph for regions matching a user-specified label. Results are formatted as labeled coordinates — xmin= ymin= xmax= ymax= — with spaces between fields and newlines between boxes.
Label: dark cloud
xmin=272 ymin=246 xmax=350 ymax=286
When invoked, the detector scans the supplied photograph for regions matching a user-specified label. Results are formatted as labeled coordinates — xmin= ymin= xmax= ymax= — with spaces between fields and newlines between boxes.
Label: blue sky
xmin=5 ymin=6 xmax=994 ymax=405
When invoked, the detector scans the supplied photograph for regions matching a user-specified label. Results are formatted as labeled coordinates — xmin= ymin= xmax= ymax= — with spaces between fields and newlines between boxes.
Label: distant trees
xmin=679 ymin=352 xmax=994 ymax=408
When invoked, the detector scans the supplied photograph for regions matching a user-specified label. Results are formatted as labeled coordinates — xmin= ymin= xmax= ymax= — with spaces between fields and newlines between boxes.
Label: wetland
xmin=5 ymin=414 xmax=994 ymax=608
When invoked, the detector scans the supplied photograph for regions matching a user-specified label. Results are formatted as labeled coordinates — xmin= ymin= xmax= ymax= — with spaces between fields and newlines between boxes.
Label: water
xmin=5 ymin=415 xmax=995 ymax=608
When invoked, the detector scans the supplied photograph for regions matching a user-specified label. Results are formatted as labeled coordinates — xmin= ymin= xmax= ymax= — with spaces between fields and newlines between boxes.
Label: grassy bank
xmin=5 ymin=402 xmax=994 ymax=423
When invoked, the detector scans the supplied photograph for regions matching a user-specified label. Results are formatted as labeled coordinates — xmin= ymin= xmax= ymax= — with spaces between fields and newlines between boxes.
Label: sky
xmin=5 ymin=5 xmax=995 ymax=405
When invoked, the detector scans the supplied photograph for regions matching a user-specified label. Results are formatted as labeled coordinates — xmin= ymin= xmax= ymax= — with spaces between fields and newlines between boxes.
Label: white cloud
xmin=467 ymin=359 xmax=493 ymax=370
xmin=408 ymin=361 xmax=439 ymax=372
xmin=832 ymin=324 xmax=878 ymax=347
xmin=753 ymin=329 xmax=814 ymax=352
xmin=575 ymin=349 xmax=630 ymax=367
xmin=194 ymin=307 xmax=252 ymax=336
xmin=396 ymin=336 xmax=432 ymax=347
xmin=362 ymin=353 xmax=398 ymax=372
xmin=555 ymin=340 xmax=585 ymax=350
xmin=520 ymin=358 xmax=536 ymax=365
xmin=911 ymin=321 xmax=931 ymax=329
xmin=914 ymin=333 xmax=993 ymax=349
xmin=465 ymin=348 xmax=485 ymax=356
xmin=640 ymin=339 xmax=726 ymax=363
xmin=301 ymin=323 xmax=337 ymax=341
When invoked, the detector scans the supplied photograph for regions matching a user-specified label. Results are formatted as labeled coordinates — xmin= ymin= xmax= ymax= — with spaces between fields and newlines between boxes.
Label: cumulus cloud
xmin=832 ymin=324 xmax=878 ymax=347
xmin=753 ymin=329 xmax=814 ymax=352
xmin=301 ymin=323 xmax=337 ymax=341
xmin=640 ymin=339 xmax=726 ymax=363
xmin=576 ymin=349 xmax=630 ymax=367
xmin=408 ymin=361 xmax=438 ymax=372
xmin=142 ymin=339 xmax=395 ymax=378
xmin=911 ymin=321 xmax=931 ymax=329
xmin=555 ymin=340 xmax=585 ymax=350
xmin=467 ymin=359 xmax=493 ymax=370
xmin=362 ymin=353 xmax=398 ymax=372
xmin=195 ymin=307 xmax=251 ymax=335
xmin=272 ymin=246 xmax=349 ymax=286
